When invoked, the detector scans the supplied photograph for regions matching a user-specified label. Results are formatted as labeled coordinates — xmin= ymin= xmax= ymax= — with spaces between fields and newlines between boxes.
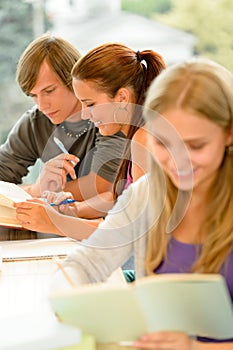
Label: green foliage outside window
xmin=153 ymin=0 xmax=233 ymax=73
xmin=122 ymin=0 xmax=172 ymax=17
xmin=122 ymin=0 xmax=233 ymax=73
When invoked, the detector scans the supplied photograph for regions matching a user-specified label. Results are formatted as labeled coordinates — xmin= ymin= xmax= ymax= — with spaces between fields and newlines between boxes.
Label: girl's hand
xmin=42 ymin=191 xmax=78 ymax=217
xmin=14 ymin=199 xmax=62 ymax=234
xmin=134 ymin=332 xmax=195 ymax=350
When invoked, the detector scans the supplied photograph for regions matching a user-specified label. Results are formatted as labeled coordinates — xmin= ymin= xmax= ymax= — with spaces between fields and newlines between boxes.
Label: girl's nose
xmin=81 ymin=107 xmax=92 ymax=120
xmin=169 ymin=142 xmax=192 ymax=173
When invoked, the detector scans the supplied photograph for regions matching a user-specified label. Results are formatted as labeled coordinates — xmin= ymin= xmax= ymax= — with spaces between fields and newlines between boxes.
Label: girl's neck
xmin=120 ymin=123 xmax=131 ymax=136
xmin=173 ymin=192 xmax=206 ymax=244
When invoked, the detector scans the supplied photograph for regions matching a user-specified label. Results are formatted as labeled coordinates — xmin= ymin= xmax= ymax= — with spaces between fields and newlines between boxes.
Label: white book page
xmin=0 ymin=181 xmax=32 ymax=208
xmin=0 ymin=206 xmax=18 ymax=224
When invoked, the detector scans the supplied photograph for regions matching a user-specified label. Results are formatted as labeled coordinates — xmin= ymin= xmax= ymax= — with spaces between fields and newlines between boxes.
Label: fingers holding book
xmin=14 ymin=199 xmax=59 ymax=233
xmin=133 ymin=331 xmax=194 ymax=350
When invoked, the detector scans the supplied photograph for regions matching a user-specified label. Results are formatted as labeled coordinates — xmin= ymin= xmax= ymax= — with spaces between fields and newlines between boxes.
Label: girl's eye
xmin=86 ymin=103 xmax=94 ymax=108
xmin=155 ymin=139 xmax=165 ymax=146
xmin=154 ymin=138 xmax=170 ymax=148
xmin=189 ymin=143 xmax=206 ymax=150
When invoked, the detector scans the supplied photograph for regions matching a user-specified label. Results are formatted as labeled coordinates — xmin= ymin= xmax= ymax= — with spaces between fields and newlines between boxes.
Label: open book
xmin=0 ymin=181 xmax=32 ymax=227
xmin=49 ymin=273 xmax=233 ymax=343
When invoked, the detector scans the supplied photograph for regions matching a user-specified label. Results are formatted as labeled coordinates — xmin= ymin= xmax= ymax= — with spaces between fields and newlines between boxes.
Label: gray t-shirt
xmin=0 ymin=105 xmax=126 ymax=183
xmin=0 ymin=106 xmax=126 ymax=240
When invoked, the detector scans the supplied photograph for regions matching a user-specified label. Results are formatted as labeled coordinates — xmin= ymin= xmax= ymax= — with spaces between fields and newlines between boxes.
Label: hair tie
xmin=136 ymin=50 xmax=143 ymax=63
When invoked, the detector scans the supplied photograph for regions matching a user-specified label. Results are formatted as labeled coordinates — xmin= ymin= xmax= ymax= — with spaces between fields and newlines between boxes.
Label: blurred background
xmin=0 ymin=0 xmax=232 ymax=180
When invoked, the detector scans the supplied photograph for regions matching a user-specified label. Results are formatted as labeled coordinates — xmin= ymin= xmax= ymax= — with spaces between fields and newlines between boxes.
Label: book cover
xmin=49 ymin=273 xmax=233 ymax=343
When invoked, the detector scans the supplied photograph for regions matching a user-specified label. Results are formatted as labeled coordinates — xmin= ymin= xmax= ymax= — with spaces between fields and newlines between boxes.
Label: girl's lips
xmin=177 ymin=170 xmax=193 ymax=176
xmin=171 ymin=168 xmax=195 ymax=177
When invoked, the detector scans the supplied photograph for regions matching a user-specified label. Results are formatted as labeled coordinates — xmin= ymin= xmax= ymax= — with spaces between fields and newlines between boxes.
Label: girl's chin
xmin=177 ymin=184 xmax=193 ymax=192
xmin=98 ymin=126 xmax=109 ymax=136
xmin=98 ymin=125 xmax=117 ymax=136
xmin=170 ymin=177 xmax=194 ymax=192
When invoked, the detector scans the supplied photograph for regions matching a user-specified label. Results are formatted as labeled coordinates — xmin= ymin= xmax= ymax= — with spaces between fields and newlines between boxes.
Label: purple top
xmin=154 ymin=237 xmax=233 ymax=343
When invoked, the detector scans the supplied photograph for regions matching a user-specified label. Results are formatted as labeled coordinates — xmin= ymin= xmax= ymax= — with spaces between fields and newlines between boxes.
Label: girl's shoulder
xmin=132 ymin=127 xmax=148 ymax=145
xmin=130 ymin=173 xmax=151 ymax=195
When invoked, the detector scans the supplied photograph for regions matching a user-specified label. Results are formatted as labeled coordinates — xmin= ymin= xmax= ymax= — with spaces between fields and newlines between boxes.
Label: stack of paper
xmin=1 ymin=237 xmax=79 ymax=261
xmin=0 ymin=312 xmax=81 ymax=350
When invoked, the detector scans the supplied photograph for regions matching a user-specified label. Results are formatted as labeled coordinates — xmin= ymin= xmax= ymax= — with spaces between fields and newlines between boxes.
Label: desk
xmin=0 ymin=239 xmax=135 ymax=350
xmin=0 ymin=258 xmax=57 ymax=318
xmin=0 ymin=259 xmax=87 ymax=350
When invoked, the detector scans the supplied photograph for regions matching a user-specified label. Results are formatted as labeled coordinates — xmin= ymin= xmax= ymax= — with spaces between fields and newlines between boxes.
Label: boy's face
xmin=28 ymin=60 xmax=81 ymax=124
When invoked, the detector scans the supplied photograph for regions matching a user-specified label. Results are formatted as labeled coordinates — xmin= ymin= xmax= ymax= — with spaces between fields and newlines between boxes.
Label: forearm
xmin=75 ymin=191 xmax=115 ymax=219
xmin=15 ymin=199 xmax=100 ymax=240
xmin=20 ymin=184 xmax=38 ymax=197
xmin=50 ymin=213 xmax=100 ymax=240
xmin=64 ymin=172 xmax=113 ymax=201
xmin=20 ymin=182 xmax=48 ymax=198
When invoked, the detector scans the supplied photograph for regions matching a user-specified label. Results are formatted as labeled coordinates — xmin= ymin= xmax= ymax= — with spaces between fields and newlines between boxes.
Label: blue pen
xmin=50 ymin=199 xmax=77 ymax=207
xmin=53 ymin=136 xmax=76 ymax=166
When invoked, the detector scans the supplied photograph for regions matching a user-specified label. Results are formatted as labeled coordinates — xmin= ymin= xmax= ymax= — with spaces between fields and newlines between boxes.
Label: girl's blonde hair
xmin=143 ymin=58 xmax=233 ymax=274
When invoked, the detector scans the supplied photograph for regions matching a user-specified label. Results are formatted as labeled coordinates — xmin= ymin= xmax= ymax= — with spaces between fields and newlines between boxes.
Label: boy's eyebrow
xmin=28 ymin=84 xmax=56 ymax=96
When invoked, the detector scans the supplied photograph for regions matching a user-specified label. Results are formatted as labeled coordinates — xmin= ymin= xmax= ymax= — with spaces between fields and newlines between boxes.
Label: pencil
xmin=52 ymin=257 xmax=75 ymax=287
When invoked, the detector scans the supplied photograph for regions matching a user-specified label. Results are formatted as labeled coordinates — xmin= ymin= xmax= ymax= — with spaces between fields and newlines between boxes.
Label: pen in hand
xmin=53 ymin=136 xmax=77 ymax=166
xmin=50 ymin=198 xmax=77 ymax=207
